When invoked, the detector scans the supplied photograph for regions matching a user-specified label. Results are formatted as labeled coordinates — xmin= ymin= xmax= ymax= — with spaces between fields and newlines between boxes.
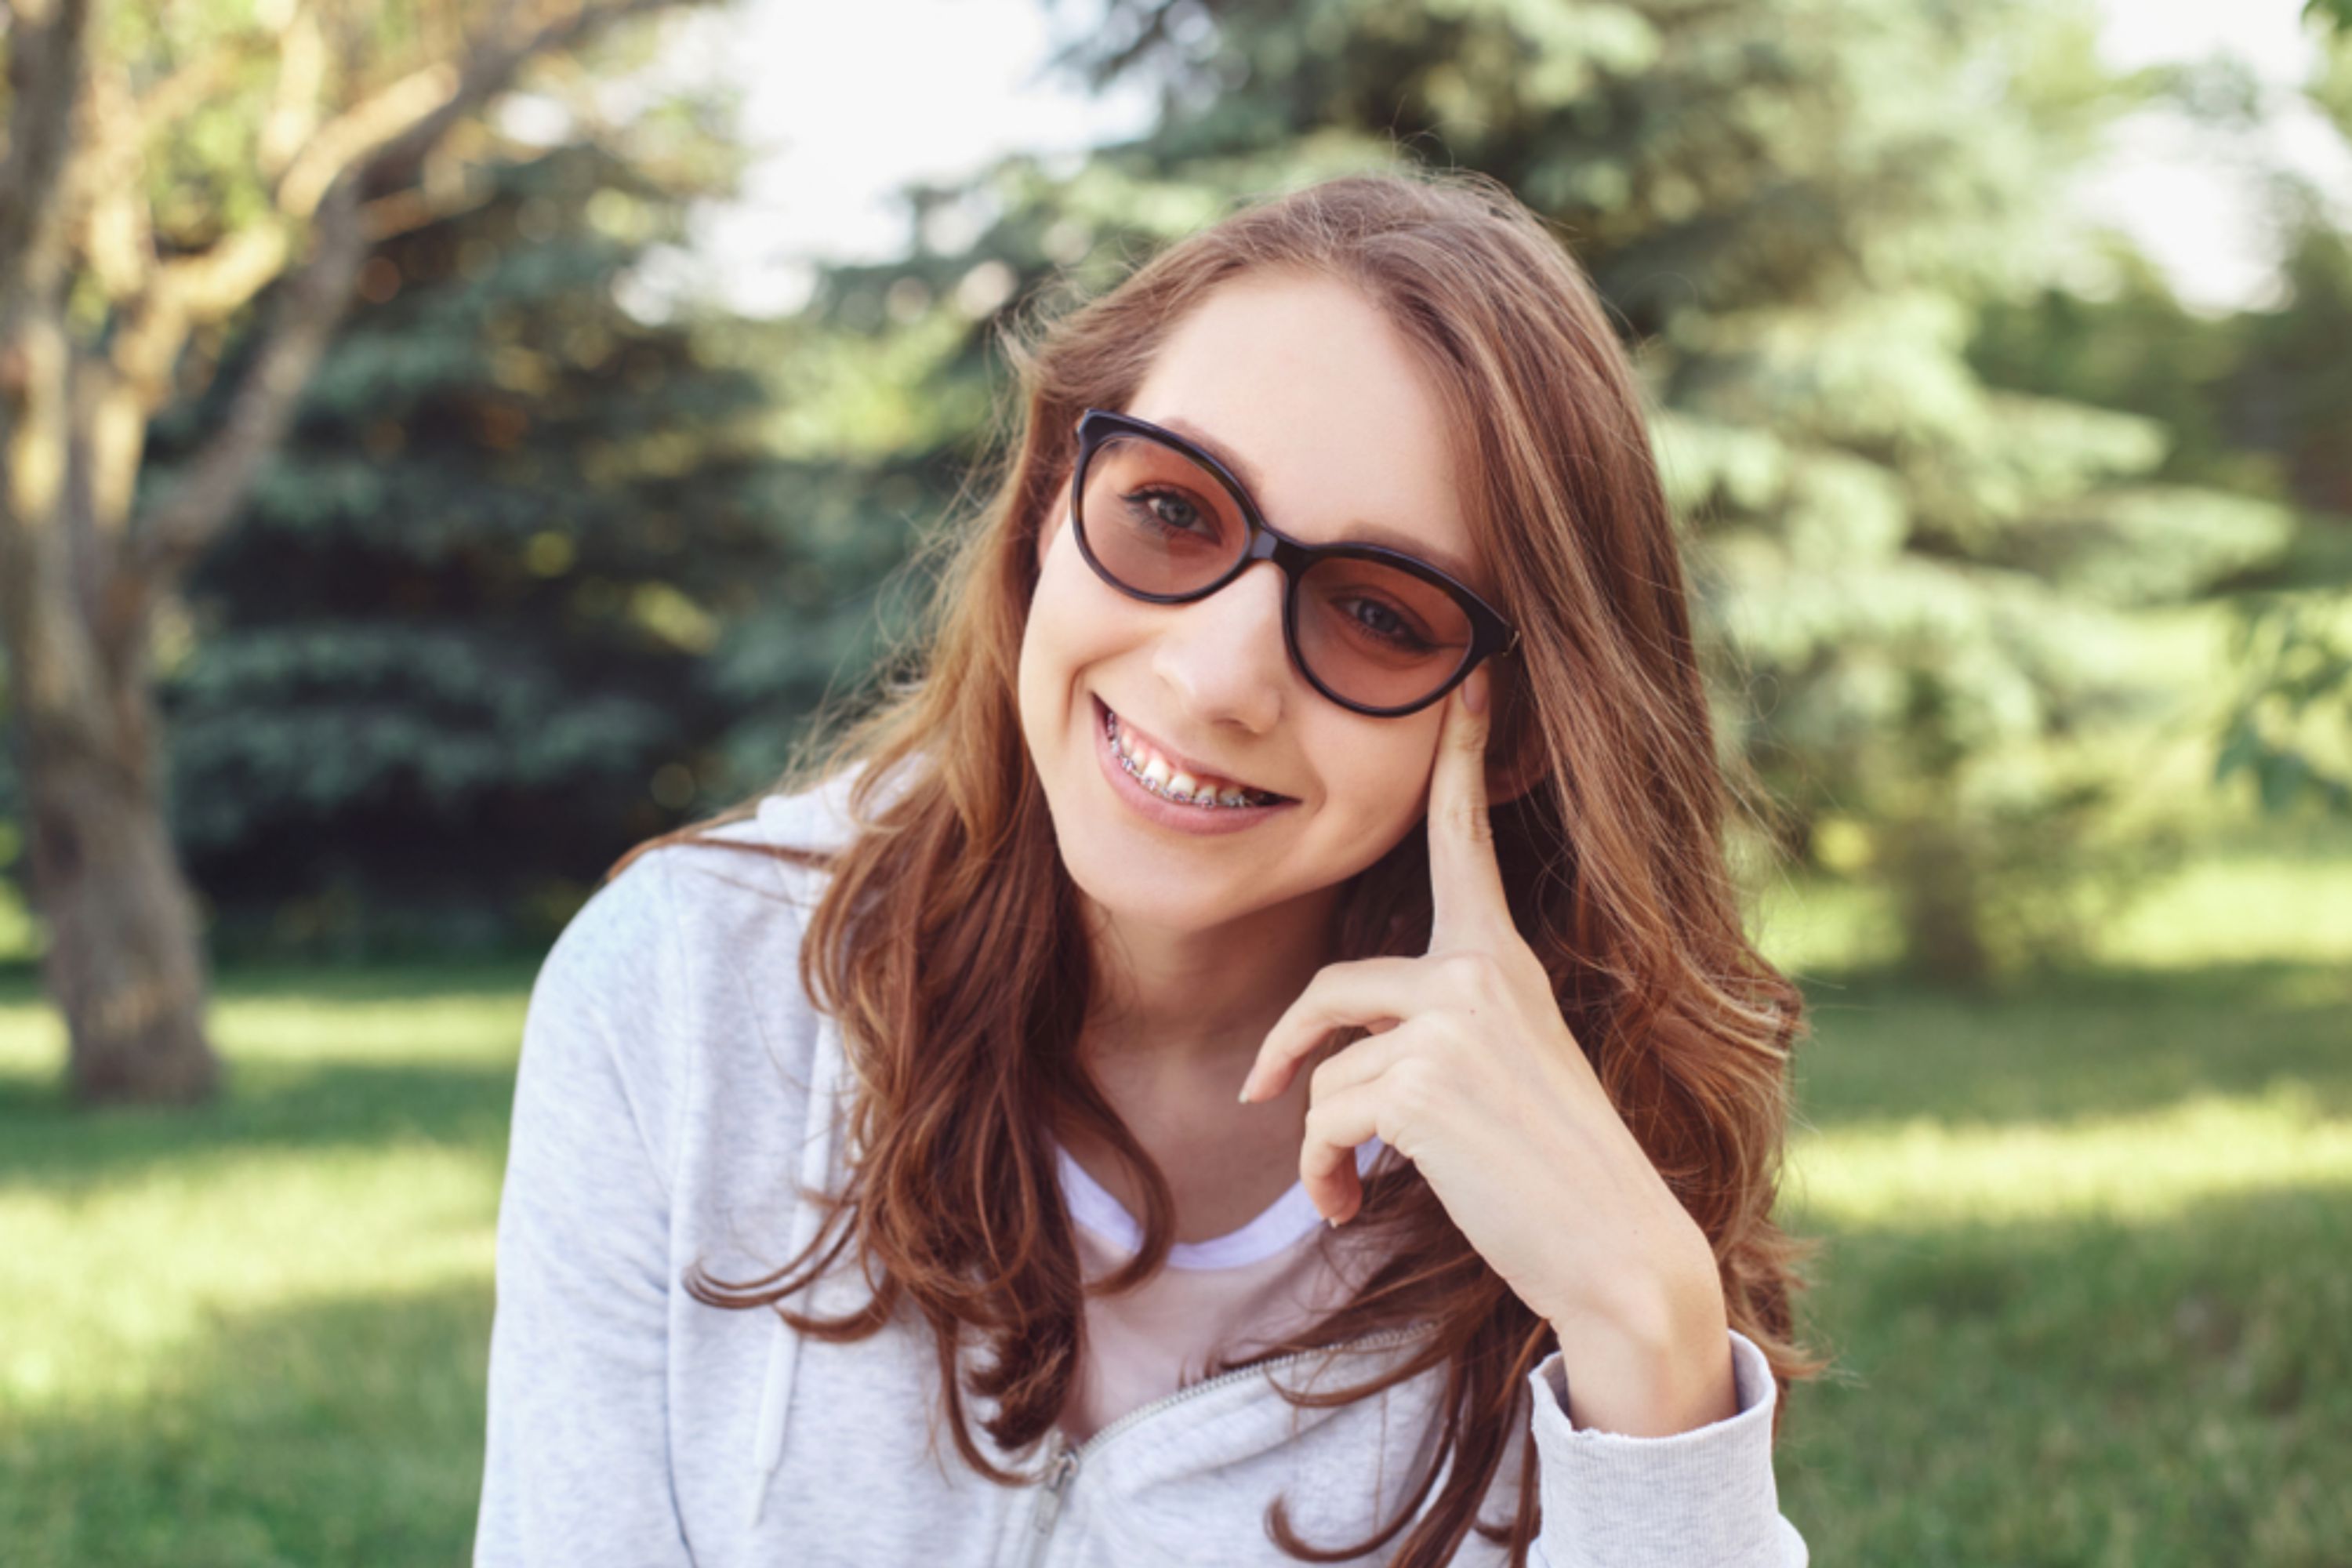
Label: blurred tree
xmin=2205 ymin=16 xmax=2352 ymax=818
xmin=1967 ymin=224 xmax=2352 ymax=822
xmin=1962 ymin=22 xmax=2352 ymax=823
xmin=1967 ymin=242 xmax=2281 ymax=500
xmin=147 ymin=125 xmax=792 ymax=964
xmin=0 ymin=0 xmax=710 ymax=1105
xmin=683 ymin=293 xmax=992 ymax=798
xmin=760 ymin=0 xmax=2296 ymax=987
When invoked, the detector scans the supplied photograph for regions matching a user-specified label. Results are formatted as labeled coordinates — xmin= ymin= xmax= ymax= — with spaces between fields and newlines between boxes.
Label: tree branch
xmin=112 ymin=172 xmax=367 ymax=620
xmin=118 ymin=0 xmax=701 ymax=600
xmin=0 ymin=0 xmax=93 ymax=344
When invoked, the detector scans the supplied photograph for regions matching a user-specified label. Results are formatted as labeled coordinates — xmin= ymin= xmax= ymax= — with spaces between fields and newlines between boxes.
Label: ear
xmin=1483 ymin=670 xmax=1548 ymax=810
xmin=1486 ymin=736 xmax=1546 ymax=811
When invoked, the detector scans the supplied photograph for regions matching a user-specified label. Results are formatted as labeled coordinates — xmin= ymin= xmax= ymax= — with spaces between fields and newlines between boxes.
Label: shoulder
xmin=532 ymin=767 xmax=851 ymax=1023
xmin=517 ymin=757 xmax=924 ymax=1221
xmin=637 ymin=763 xmax=880 ymax=1025
xmin=666 ymin=764 xmax=868 ymax=911
xmin=516 ymin=767 xmax=874 ymax=1164
xmin=659 ymin=753 xmax=923 ymax=964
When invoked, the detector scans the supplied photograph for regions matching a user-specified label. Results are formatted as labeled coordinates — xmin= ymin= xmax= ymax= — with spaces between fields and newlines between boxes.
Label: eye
xmin=1340 ymin=597 xmax=1438 ymax=654
xmin=1123 ymin=486 xmax=1217 ymax=540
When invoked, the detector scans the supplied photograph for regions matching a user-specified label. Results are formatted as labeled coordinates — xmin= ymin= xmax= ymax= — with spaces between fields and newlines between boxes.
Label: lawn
xmin=2 ymin=814 xmax=2346 ymax=1566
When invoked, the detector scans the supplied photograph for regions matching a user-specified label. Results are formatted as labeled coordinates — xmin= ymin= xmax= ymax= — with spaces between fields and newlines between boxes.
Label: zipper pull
xmin=1033 ymin=1439 xmax=1080 ymax=1535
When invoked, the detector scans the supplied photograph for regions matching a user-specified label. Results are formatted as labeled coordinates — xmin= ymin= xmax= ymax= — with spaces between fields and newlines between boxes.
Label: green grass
xmin=1772 ymin=958 xmax=2352 ymax=1566
xmin=3 ymin=822 xmax=2349 ymax=1565
xmin=0 ymin=967 xmax=528 ymax=1567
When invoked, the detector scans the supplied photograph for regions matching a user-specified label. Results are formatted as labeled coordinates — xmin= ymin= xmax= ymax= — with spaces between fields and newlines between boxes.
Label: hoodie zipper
xmin=1019 ymin=1321 xmax=1434 ymax=1568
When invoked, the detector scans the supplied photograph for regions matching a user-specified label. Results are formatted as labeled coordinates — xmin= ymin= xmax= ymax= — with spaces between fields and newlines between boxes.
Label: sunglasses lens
xmin=1296 ymin=555 xmax=1475 ymax=712
xmin=1078 ymin=431 xmax=1476 ymax=713
xmin=1079 ymin=433 xmax=1250 ymax=594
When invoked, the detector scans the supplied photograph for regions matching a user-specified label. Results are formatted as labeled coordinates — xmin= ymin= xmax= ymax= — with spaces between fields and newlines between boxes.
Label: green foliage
xmin=142 ymin=133 xmax=798 ymax=963
xmin=2215 ymin=595 xmax=2352 ymax=815
xmin=1969 ymin=215 xmax=2352 ymax=822
xmin=1966 ymin=245 xmax=2288 ymax=499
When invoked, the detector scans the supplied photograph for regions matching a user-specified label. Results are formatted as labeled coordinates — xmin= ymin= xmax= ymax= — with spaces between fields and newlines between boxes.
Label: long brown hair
xmin=615 ymin=165 xmax=1825 ymax=1566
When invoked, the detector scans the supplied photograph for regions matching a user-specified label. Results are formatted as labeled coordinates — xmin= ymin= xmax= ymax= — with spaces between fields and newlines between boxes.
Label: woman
xmin=474 ymin=168 xmax=1824 ymax=1567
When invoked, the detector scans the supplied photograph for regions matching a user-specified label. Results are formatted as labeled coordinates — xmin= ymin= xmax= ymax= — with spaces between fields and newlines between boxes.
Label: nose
xmin=1149 ymin=560 xmax=1292 ymax=733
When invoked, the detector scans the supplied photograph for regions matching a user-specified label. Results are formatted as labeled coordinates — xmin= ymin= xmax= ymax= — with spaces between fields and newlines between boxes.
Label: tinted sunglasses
xmin=1069 ymin=408 xmax=1519 ymax=718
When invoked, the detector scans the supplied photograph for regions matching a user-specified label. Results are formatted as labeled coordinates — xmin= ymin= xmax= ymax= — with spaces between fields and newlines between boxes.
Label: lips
xmin=1094 ymin=695 xmax=1294 ymax=802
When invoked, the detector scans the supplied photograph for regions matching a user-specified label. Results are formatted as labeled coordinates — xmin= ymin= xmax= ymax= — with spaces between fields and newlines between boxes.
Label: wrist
xmin=1545 ymin=1262 xmax=1735 ymax=1438
xmin=1546 ymin=1233 xmax=1726 ymax=1352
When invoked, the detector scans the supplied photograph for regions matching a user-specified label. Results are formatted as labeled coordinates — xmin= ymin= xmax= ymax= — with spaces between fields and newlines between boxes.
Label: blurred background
xmin=2 ymin=0 xmax=2346 ymax=1561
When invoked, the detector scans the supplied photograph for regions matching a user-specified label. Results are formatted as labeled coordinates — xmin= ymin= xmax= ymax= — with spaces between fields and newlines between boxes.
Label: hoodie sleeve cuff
xmin=1526 ymin=1327 xmax=1806 ymax=1568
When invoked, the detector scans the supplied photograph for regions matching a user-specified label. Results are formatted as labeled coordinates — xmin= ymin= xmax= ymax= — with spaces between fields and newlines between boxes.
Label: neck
xmin=1076 ymin=882 xmax=1344 ymax=1075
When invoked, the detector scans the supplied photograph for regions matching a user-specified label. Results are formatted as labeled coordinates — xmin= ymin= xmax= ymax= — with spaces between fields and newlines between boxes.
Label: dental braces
xmin=1106 ymin=711 xmax=1280 ymax=809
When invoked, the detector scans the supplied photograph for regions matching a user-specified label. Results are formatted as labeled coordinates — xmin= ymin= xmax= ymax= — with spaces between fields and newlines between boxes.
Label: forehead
xmin=1125 ymin=272 xmax=1488 ymax=597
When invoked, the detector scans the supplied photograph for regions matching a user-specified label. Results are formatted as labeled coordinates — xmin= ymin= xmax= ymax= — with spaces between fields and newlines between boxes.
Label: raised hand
xmin=1236 ymin=669 xmax=1740 ymax=1436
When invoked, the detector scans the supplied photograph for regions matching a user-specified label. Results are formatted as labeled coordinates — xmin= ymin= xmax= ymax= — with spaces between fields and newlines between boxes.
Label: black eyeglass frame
xmin=1069 ymin=408 xmax=1521 ymax=719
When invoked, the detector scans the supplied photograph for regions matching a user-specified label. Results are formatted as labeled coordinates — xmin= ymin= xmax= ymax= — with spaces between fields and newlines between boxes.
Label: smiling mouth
xmin=1098 ymin=699 xmax=1294 ymax=808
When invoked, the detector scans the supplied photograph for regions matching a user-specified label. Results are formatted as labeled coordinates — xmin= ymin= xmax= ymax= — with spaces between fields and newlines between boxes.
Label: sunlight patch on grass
xmin=0 ymin=1145 xmax=499 ymax=1417
xmin=0 ymin=985 xmax=528 ymax=1083
xmin=1786 ymin=1080 xmax=2352 ymax=1229
xmin=2095 ymin=852 xmax=2352 ymax=969
xmin=205 ymin=993 xmax=529 ymax=1069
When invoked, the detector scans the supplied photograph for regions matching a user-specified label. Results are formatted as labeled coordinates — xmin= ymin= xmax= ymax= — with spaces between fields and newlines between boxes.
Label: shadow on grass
xmin=0 ymin=1060 xmax=517 ymax=1193
xmin=0 ymin=1279 xmax=496 ymax=1568
xmin=1786 ymin=957 xmax=2352 ymax=1131
xmin=1780 ymin=1181 xmax=2351 ymax=1568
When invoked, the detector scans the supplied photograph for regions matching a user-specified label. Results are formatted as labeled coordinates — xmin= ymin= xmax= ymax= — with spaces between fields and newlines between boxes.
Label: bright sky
xmin=2076 ymin=0 xmax=2351 ymax=311
xmin=599 ymin=0 xmax=2347 ymax=319
xmin=608 ymin=0 xmax=1155 ymax=318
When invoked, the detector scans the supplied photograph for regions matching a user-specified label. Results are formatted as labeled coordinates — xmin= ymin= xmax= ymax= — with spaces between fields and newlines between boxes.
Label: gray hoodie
xmin=473 ymin=772 xmax=1809 ymax=1566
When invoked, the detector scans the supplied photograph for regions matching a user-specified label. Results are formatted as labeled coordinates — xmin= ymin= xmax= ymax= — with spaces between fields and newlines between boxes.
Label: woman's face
xmin=1017 ymin=268 xmax=1490 ymax=937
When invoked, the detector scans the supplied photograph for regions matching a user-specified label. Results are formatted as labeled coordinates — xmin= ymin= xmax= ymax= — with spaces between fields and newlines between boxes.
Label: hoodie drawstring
xmin=745 ymin=1011 xmax=847 ymax=1530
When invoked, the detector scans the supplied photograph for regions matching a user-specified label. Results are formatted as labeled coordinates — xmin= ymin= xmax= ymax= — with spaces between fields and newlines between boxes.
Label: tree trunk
xmin=27 ymin=716 xmax=220 ymax=1105
xmin=0 ymin=0 xmax=703 ymax=1105
xmin=2 ymin=310 xmax=221 ymax=1105
xmin=1882 ymin=809 xmax=1995 ymax=991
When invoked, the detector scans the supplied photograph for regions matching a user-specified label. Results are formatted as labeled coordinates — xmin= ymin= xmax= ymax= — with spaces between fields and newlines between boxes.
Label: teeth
xmin=1105 ymin=706 xmax=1279 ymax=810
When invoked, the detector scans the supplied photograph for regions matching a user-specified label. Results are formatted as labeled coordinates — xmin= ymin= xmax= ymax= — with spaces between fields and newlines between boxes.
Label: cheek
xmin=1018 ymin=540 xmax=1123 ymax=716
xmin=1315 ymin=732 xmax=1439 ymax=828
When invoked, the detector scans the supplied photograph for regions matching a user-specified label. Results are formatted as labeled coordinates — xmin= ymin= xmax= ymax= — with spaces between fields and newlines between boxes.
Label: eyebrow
xmin=1153 ymin=414 xmax=1489 ymax=595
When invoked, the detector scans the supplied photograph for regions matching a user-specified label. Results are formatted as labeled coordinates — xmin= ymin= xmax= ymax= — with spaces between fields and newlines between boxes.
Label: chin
xmin=1059 ymin=835 xmax=1250 ymax=928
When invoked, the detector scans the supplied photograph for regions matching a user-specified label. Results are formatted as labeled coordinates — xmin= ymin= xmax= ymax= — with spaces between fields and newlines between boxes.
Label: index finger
xmin=1427 ymin=666 xmax=1509 ymax=953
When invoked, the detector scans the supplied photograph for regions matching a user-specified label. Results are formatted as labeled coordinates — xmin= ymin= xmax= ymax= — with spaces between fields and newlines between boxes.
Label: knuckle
xmin=1439 ymin=949 xmax=1493 ymax=993
xmin=1307 ymin=1054 xmax=1345 ymax=1101
xmin=1388 ymin=1054 xmax=1444 ymax=1116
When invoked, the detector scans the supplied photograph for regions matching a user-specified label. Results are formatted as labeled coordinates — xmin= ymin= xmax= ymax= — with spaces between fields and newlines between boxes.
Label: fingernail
xmin=1462 ymin=670 xmax=1488 ymax=715
xmin=1236 ymin=1082 xmax=1254 ymax=1105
